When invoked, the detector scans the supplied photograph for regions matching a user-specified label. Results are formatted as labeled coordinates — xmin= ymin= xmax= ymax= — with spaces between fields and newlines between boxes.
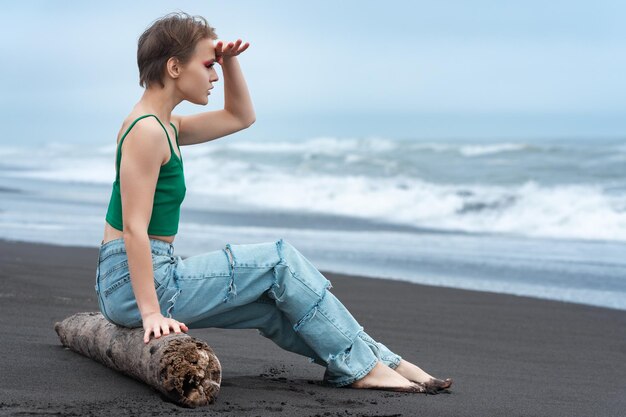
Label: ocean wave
xmin=183 ymin=167 xmax=626 ymax=241
xmin=457 ymin=143 xmax=531 ymax=156
xmin=1 ymin=139 xmax=624 ymax=241
xmin=202 ymin=138 xmax=538 ymax=157
xmin=226 ymin=136 xmax=398 ymax=154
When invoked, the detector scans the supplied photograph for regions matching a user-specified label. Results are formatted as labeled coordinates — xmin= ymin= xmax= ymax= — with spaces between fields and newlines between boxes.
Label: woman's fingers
xmin=223 ymin=42 xmax=235 ymax=54
xmin=215 ymin=39 xmax=250 ymax=59
xmin=172 ymin=320 xmax=189 ymax=333
xmin=230 ymin=39 xmax=249 ymax=54
xmin=232 ymin=40 xmax=250 ymax=54
xmin=238 ymin=42 xmax=250 ymax=53
xmin=144 ymin=319 xmax=188 ymax=344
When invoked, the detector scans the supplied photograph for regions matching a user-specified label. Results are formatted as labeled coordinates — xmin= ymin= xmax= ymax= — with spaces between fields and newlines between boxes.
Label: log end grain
xmin=158 ymin=337 xmax=222 ymax=407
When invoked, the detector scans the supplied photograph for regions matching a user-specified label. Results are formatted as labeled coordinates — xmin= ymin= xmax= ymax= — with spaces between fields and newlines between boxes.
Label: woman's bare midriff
xmin=102 ymin=221 xmax=175 ymax=245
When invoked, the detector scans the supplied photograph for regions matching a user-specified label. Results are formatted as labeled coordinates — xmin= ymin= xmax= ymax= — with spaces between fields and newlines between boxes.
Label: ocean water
xmin=1 ymin=135 xmax=625 ymax=311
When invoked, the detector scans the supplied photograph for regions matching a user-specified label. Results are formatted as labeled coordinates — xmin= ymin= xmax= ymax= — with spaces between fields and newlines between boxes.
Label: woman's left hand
xmin=215 ymin=39 xmax=250 ymax=65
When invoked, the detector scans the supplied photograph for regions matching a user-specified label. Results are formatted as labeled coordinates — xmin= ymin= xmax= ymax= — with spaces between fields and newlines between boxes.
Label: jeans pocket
xmin=99 ymin=254 xmax=129 ymax=284
xmin=98 ymin=254 xmax=169 ymax=297
xmin=101 ymin=268 xmax=131 ymax=299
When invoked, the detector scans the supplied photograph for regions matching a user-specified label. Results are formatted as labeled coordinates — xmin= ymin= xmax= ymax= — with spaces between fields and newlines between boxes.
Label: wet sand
xmin=1 ymin=238 xmax=624 ymax=416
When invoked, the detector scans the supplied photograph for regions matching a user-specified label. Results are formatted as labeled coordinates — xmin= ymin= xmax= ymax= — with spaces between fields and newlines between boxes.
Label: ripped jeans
xmin=94 ymin=237 xmax=402 ymax=388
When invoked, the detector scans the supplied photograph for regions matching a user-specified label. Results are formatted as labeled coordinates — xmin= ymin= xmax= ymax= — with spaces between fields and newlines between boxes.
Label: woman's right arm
xmin=119 ymin=120 xmax=188 ymax=342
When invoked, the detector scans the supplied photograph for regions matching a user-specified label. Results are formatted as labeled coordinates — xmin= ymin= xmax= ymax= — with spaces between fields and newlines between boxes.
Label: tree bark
xmin=54 ymin=312 xmax=222 ymax=407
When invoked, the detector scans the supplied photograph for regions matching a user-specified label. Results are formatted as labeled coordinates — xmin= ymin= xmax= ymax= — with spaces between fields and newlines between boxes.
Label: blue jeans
xmin=94 ymin=237 xmax=402 ymax=388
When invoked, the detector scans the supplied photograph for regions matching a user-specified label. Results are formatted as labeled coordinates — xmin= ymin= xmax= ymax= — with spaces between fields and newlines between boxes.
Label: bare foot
xmin=423 ymin=377 xmax=454 ymax=392
xmin=392 ymin=359 xmax=453 ymax=392
xmin=348 ymin=361 xmax=426 ymax=393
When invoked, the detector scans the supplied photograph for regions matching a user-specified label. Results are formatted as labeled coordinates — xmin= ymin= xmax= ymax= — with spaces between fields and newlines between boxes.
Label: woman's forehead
xmin=195 ymin=38 xmax=216 ymax=57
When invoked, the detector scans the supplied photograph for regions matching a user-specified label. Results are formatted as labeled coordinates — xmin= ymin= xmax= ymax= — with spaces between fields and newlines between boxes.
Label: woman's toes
xmin=424 ymin=377 xmax=453 ymax=391
xmin=438 ymin=377 xmax=453 ymax=388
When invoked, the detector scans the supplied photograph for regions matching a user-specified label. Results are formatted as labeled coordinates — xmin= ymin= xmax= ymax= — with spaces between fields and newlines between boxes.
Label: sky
xmin=1 ymin=0 xmax=625 ymax=146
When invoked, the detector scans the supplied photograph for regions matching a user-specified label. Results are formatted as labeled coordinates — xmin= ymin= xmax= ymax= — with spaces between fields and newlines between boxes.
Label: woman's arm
xmin=119 ymin=120 xmax=164 ymax=319
xmin=174 ymin=40 xmax=255 ymax=146
xmin=222 ymin=54 xmax=255 ymax=124
xmin=119 ymin=118 xmax=188 ymax=342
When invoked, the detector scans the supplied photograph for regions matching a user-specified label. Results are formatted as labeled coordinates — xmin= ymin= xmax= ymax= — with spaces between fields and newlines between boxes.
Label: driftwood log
xmin=54 ymin=312 xmax=221 ymax=407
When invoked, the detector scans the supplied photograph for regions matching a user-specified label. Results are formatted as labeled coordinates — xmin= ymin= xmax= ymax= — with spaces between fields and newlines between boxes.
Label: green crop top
xmin=105 ymin=114 xmax=186 ymax=235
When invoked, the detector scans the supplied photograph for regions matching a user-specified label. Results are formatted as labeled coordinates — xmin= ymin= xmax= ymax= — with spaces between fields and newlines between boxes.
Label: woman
xmin=95 ymin=11 xmax=453 ymax=393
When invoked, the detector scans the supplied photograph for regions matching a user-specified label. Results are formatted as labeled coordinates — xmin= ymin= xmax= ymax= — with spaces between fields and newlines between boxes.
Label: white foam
xmin=458 ymin=143 xmax=530 ymax=156
xmin=1 ymin=139 xmax=625 ymax=242
xmin=225 ymin=136 xmax=398 ymax=154
xmin=406 ymin=141 xmax=533 ymax=156
xmin=184 ymin=168 xmax=626 ymax=241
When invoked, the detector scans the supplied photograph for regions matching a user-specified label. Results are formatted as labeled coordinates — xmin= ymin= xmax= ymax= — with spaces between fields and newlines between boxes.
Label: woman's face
xmin=176 ymin=38 xmax=219 ymax=105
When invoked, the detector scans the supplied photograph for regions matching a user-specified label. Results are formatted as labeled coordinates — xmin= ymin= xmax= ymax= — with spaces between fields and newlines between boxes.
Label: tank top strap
xmin=115 ymin=114 xmax=175 ymax=179
xmin=170 ymin=122 xmax=179 ymax=146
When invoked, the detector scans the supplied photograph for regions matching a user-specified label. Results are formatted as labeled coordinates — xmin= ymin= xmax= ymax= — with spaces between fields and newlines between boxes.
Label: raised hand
xmin=214 ymin=39 xmax=250 ymax=65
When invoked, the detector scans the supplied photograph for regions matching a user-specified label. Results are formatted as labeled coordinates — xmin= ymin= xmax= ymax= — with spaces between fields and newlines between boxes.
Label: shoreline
xmin=1 ymin=238 xmax=625 ymax=416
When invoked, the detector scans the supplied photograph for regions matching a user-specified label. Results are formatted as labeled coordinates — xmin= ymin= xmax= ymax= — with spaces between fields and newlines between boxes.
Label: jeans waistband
xmin=99 ymin=237 xmax=174 ymax=258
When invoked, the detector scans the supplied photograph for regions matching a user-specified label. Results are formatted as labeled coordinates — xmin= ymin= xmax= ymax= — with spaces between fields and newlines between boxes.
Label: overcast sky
xmin=1 ymin=0 xmax=625 ymax=145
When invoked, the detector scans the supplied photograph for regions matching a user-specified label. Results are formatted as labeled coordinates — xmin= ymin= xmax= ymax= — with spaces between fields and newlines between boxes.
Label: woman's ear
xmin=166 ymin=56 xmax=182 ymax=79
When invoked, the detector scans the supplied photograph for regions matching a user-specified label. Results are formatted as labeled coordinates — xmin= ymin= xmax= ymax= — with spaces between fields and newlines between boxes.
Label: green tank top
xmin=105 ymin=114 xmax=186 ymax=235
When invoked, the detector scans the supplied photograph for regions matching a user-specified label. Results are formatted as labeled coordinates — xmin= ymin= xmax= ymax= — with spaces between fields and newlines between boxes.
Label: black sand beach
xmin=1 ymin=238 xmax=624 ymax=416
